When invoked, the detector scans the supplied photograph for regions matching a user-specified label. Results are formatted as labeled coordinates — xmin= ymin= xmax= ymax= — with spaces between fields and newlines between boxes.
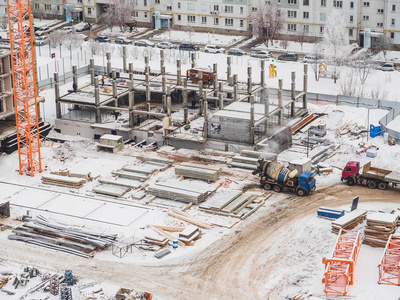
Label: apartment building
xmin=0 ymin=0 xmax=399 ymax=45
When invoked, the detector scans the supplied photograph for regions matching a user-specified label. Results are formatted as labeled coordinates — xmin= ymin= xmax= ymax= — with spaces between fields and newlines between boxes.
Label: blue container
xmin=370 ymin=125 xmax=381 ymax=138
xmin=277 ymin=168 xmax=289 ymax=183
xmin=317 ymin=207 xmax=345 ymax=219
xmin=173 ymin=240 xmax=178 ymax=249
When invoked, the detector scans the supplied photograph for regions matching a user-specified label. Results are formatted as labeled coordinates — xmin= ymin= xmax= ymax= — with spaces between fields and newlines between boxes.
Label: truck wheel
xmin=378 ymin=182 xmax=388 ymax=190
xmin=264 ymin=183 xmax=272 ymax=190
xmin=273 ymin=185 xmax=282 ymax=193
xmin=368 ymin=181 xmax=377 ymax=189
xmin=297 ymin=189 xmax=305 ymax=196
xmin=347 ymin=177 xmax=355 ymax=186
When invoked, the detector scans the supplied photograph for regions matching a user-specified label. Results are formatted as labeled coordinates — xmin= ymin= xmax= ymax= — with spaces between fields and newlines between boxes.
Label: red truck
xmin=341 ymin=161 xmax=400 ymax=190
xmin=187 ymin=68 xmax=215 ymax=86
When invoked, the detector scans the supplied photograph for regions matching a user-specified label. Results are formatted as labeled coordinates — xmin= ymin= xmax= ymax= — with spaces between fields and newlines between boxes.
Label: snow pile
xmin=152 ymin=30 xmax=244 ymax=46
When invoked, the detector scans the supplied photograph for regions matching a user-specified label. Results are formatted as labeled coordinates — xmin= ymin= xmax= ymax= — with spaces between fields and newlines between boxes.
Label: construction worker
xmin=72 ymin=82 xmax=77 ymax=93
xmin=114 ymin=110 xmax=121 ymax=120
xmin=101 ymin=76 xmax=105 ymax=87
xmin=137 ymin=115 xmax=142 ymax=126
xmin=191 ymin=98 xmax=196 ymax=109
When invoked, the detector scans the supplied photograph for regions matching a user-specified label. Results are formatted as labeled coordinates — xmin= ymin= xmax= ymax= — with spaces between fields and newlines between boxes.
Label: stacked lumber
xmin=331 ymin=210 xmax=367 ymax=234
xmin=175 ymin=163 xmax=221 ymax=182
xmin=229 ymin=156 xmax=259 ymax=170
xmin=41 ymin=174 xmax=86 ymax=189
xmin=143 ymin=233 xmax=168 ymax=247
xmin=364 ymin=213 xmax=399 ymax=247
xmin=0 ymin=276 xmax=9 ymax=289
xmin=147 ymin=180 xmax=214 ymax=204
xmin=179 ymin=226 xmax=201 ymax=243
xmin=9 ymin=218 xmax=116 ymax=258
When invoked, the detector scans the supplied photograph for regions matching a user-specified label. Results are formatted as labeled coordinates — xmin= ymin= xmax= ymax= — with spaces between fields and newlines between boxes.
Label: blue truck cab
xmin=298 ymin=172 xmax=316 ymax=195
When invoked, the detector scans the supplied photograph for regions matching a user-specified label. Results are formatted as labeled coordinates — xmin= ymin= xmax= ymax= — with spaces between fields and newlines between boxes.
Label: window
xmin=34 ymin=3 xmax=39 ymax=9
xmin=252 ymin=7 xmax=257 ymax=12
xmin=288 ymin=23 xmax=297 ymax=31
xmin=57 ymin=5 xmax=60 ymax=10
xmin=133 ymin=11 xmax=138 ymax=17
xmin=44 ymin=4 xmax=51 ymax=10
xmin=225 ymin=18 xmax=233 ymax=26
xmin=214 ymin=18 xmax=219 ymax=25
xmin=320 ymin=13 xmax=326 ymax=21
xmin=202 ymin=16 xmax=207 ymax=24
xmin=144 ymin=0 xmax=147 ymax=6
xmin=155 ymin=0 xmax=160 ymax=4
xmin=321 ymin=0 xmax=326 ymax=6
xmin=303 ymin=11 xmax=309 ymax=19
xmin=391 ymin=32 xmax=395 ymax=38
xmin=214 ymin=5 xmax=219 ymax=11
xmin=392 ymin=18 xmax=395 ymax=26
xmin=303 ymin=24 xmax=309 ymax=32
xmin=349 ymin=28 xmax=353 ymax=36
xmin=187 ymin=3 xmax=195 ymax=10
xmin=201 ymin=4 xmax=206 ymax=11
xmin=378 ymin=9 xmax=384 ymax=13
xmin=88 ymin=7 xmax=91 ymax=14
xmin=177 ymin=15 xmax=181 ymax=21
xmin=363 ymin=16 xmax=369 ymax=20
xmin=333 ymin=1 xmax=342 ymax=8
xmin=320 ymin=26 xmax=324 ymax=33
xmin=350 ymin=15 xmax=353 ymax=22
xmin=288 ymin=0 xmax=297 ymax=4
xmin=240 ymin=19 xmax=244 ymax=27
xmin=303 ymin=0 xmax=309 ymax=5
xmin=377 ymin=23 xmax=383 ymax=27
xmin=178 ymin=2 xmax=181 ymax=8
xmin=350 ymin=1 xmax=354 ymax=8
xmin=363 ymin=2 xmax=369 ymax=7
xmin=188 ymin=15 xmax=195 ymax=23
xmin=166 ymin=5 xmax=171 ymax=10
xmin=77 ymin=0 xmax=82 ymax=3
xmin=240 ymin=7 xmax=243 ymax=14
xmin=265 ymin=0 xmax=271 ymax=4
xmin=225 ymin=6 xmax=233 ymax=13
xmin=288 ymin=10 xmax=297 ymax=18
xmin=144 ymin=12 xmax=147 ymax=18
xmin=392 ymin=5 xmax=396 ymax=12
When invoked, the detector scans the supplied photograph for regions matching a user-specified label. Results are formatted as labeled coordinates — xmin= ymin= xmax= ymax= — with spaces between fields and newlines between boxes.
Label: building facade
xmin=0 ymin=0 xmax=398 ymax=45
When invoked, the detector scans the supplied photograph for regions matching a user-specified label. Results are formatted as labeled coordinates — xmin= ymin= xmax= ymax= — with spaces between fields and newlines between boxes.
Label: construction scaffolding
xmin=7 ymin=0 xmax=42 ymax=176
xmin=378 ymin=234 xmax=400 ymax=286
xmin=322 ymin=229 xmax=361 ymax=295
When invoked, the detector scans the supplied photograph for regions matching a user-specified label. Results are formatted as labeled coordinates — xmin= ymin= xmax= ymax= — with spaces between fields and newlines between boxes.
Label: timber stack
xmin=364 ymin=212 xmax=399 ymax=247
xmin=175 ymin=162 xmax=222 ymax=181
xmin=331 ymin=210 xmax=367 ymax=234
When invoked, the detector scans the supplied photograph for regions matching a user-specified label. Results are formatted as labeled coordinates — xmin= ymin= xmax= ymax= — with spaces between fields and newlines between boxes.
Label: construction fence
xmin=379 ymin=102 xmax=400 ymax=143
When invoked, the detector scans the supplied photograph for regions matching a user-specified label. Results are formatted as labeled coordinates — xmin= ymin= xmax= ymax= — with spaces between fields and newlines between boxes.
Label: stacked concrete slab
xmin=175 ymin=162 xmax=222 ymax=182
xmin=96 ymin=134 xmax=124 ymax=153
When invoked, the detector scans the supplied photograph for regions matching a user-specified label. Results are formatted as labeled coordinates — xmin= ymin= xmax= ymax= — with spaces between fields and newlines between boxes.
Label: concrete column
xmin=303 ymin=63 xmax=308 ymax=110
xmin=264 ymin=87 xmax=270 ymax=136
xmin=95 ymin=76 xmax=101 ymax=123
xmin=213 ymin=73 xmax=218 ymax=91
xmin=54 ymin=73 xmax=61 ymax=119
xmin=261 ymin=60 xmax=265 ymax=86
xmin=233 ymin=84 xmax=238 ymax=102
xmin=112 ymin=69 xmax=116 ymax=80
xmin=291 ymin=71 xmax=295 ymax=118
xmin=227 ymin=56 xmax=231 ymax=79
xmin=250 ymin=95 xmax=255 ymax=144
xmin=145 ymin=56 xmax=149 ymax=73
xmin=106 ymin=52 xmax=111 ymax=76
xmin=203 ymin=101 xmax=208 ymax=138
xmin=129 ymin=63 xmax=134 ymax=81
xmin=183 ymin=77 xmax=188 ymax=106
xmin=145 ymin=73 xmax=150 ymax=103
xmin=191 ymin=52 xmax=195 ymax=69
xmin=184 ymin=107 xmax=188 ymax=124
xmin=72 ymin=65 xmax=78 ymax=88
xmin=161 ymin=66 xmax=166 ymax=94
xmin=278 ymin=78 xmax=283 ymax=126
xmin=113 ymin=79 xmax=118 ymax=107
xmin=247 ymin=66 xmax=252 ymax=95
xmin=177 ymin=59 xmax=182 ymax=86
xmin=147 ymin=102 xmax=151 ymax=120
xmin=160 ymin=49 xmax=164 ymax=63
xmin=199 ymin=99 xmax=203 ymax=116
xmin=89 ymin=58 xmax=95 ymax=85
xmin=123 ymin=46 xmax=127 ymax=72
xmin=233 ymin=74 xmax=238 ymax=85
xmin=167 ymin=86 xmax=171 ymax=117
xmin=219 ymin=82 xmax=224 ymax=110
xmin=128 ymin=80 xmax=134 ymax=127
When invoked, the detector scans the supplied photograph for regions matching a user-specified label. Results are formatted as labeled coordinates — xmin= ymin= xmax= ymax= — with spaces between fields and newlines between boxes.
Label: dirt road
xmin=1 ymin=184 xmax=399 ymax=299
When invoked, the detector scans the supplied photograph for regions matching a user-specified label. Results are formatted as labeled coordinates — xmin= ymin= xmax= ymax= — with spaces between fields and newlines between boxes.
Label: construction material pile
xmin=96 ymin=134 xmax=124 ymax=153
xmin=175 ymin=162 xmax=221 ymax=181
xmin=179 ymin=225 xmax=201 ymax=243
xmin=229 ymin=155 xmax=259 ymax=170
xmin=331 ymin=210 xmax=367 ymax=234
xmin=41 ymin=174 xmax=86 ymax=189
xmin=364 ymin=213 xmax=399 ymax=247
xmin=9 ymin=217 xmax=117 ymax=258
xmin=147 ymin=180 xmax=215 ymax=204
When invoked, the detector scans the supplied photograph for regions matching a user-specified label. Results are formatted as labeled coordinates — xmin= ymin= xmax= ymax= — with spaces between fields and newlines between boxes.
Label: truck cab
xmin=341 ymin=161 xmax=360 ymax=184
xmin=298 ymin=172 xmax=316 ymax=195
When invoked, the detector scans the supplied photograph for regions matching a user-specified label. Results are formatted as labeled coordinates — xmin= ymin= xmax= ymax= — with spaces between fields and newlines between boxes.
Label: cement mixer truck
xmin=253 ymin=159 xmax=316 ymax=196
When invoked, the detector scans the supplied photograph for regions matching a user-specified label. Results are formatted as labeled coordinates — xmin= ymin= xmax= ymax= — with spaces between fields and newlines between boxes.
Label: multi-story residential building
xmin=0 ymin=0 xmax=399 ymax=45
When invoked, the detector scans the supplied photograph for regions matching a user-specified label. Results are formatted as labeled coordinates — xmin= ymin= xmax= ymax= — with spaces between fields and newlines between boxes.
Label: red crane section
xmin=7 ymin=0 xmax=42 ymax=176
xmin=378 ymin=235 xmax=400 ymax=286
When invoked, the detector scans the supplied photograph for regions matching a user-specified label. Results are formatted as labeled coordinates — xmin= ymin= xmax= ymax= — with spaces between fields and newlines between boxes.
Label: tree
xmin=323 ymin=9 xmax=348 ymax=83
xmin=309 ymin=43 xmax=324 ymax=81
xmin=251 ymin=2 xmax=285 ymax=47
xmin=0 ymin=17 xmax=7 ymax=30
xmin=352 ymin=49 xmax=372 ymax=84
xmin=48 ymin=30 xmax=65 ymax=48
xmin=32 ymin=8 xmax=45 ymax=21
xmin=295 ymin=26 xmax=309 ymax=52
xmin=374 ymin=35 xmax=392 ymax=60
xmin=103 ymin=0 xmax=136 ymax=32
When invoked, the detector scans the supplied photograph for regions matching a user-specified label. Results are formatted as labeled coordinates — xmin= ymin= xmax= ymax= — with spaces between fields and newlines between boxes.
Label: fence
xmin=37 ymin=66 xmax=90 ymax=90
xmin=379 ymin=102 xmax=400 ymax=143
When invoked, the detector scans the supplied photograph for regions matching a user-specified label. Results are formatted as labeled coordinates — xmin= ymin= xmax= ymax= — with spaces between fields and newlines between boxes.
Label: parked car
xmin=61 ymin=26 xmax=73 ymax=34
xmin=204 ymin=45 xmax=225 ymax=54
xmin=179 ymin=43 xmax=199 ymax=51
xmin=35 ymin=36 xmax=48 ymax=46
xmin=75 ymin=33 xmax=89 ymax=41
xmin=377 ymin=63 xmax=395 ymax=71
xmin=228 ymin=48 xmax=246 ymax=56
xmin=35 ymin=27 xmax=49 ymax=36
xmin=94 ymin=35 xmax=110 ymax=43
xmin=250 ymin=51 xmax=271 ymax=59
xmin=303 ymin=55 xmax=318 ymax=63
xmin=134 ymin=39 xmax=155 ymax=47
xmin=115 ymin=37 xmax=132 ymax=44
xmin=157 ymin=41 xmax=176 ymax=49
xmin=277 ymin=53 xmax=298 ymax=61
xmin=74 ymin=22 xmax=91 ymax=32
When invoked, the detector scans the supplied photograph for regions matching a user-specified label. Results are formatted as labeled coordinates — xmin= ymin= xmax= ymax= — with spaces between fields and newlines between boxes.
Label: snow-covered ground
xmin=99 ymin=26 xmax=148 ymax=37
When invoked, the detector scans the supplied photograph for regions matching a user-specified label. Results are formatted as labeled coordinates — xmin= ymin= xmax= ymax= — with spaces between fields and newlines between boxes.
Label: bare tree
xmin=251 ymin=2 xmax=285 ymax=47
xmin=295 ymin=26 xmax=308 ymax=52
xmin=309 ymin=43 xmax=324 ymax=81
xmin=103 ymin=0 xmax=136 ymax=32
xmin=51 ymin=6 xmax=59 ymax=20
xmin=32 ymin=8 xmax=45 ymax=21
xmin=352 ymin=50 xmax=372 ymax=84
xmin=374 ymin=35 xmax=392 ymax=61
xmin=340 ymin=70 xmax=361 ymax=96
xmin=323 ymin=9 xmax=349 ymax=83
xmin=369 ymin=84 xmax=387 ymax=100
xmin=48 ymin=30 xmax=65 ymax=48
xmin=0 ymin=17 xmax=7 ymax=30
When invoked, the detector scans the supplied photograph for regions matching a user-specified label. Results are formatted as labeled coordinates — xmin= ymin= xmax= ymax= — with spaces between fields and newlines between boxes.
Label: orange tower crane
xmin=7 ymin=0 xmax=42 ymax=176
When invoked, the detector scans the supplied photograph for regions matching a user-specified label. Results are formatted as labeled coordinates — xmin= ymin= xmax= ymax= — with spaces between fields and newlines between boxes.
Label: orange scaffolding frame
xmin=378 ymin=235 xmax=400 ymax=286
xmin=7 ymin=0 xmax=42 ymax=176
xmin=322 ymin=229 xmax=361 ymax=295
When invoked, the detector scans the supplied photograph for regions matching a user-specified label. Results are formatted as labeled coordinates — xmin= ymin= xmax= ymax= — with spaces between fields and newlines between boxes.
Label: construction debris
xmin=175 ymin=162 xmax=222 ymax=182
xmin=331 ymin=210 xmax=366 ymax=234
xmin=364 ymin=213 xmax=399 ymax=247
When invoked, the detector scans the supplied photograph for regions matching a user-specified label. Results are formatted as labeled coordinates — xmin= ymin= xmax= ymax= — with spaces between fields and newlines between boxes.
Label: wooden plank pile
xmin=331 ymin=210 xmax=367 ymax=234
xmin=147 ymin=180 xmax=215 ymax=204
xmin=41 ymin=174 xmax=86 ymax=189
xmin=229 ymin=156 xmax=259 ymax=171
xmin=175 ymin=163 xmax=222 ymax=182
xmin=364 ymin=213 xmax=399 ymax=247
xmin=179 ymin=226 xmax=201 ymax=243
xmin=8 ymin=218 xmax=117 ymax=258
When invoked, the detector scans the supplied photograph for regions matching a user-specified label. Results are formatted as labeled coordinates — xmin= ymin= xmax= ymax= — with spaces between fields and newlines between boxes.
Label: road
xmin=1 ymin=184 xmax=399 ymax=299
